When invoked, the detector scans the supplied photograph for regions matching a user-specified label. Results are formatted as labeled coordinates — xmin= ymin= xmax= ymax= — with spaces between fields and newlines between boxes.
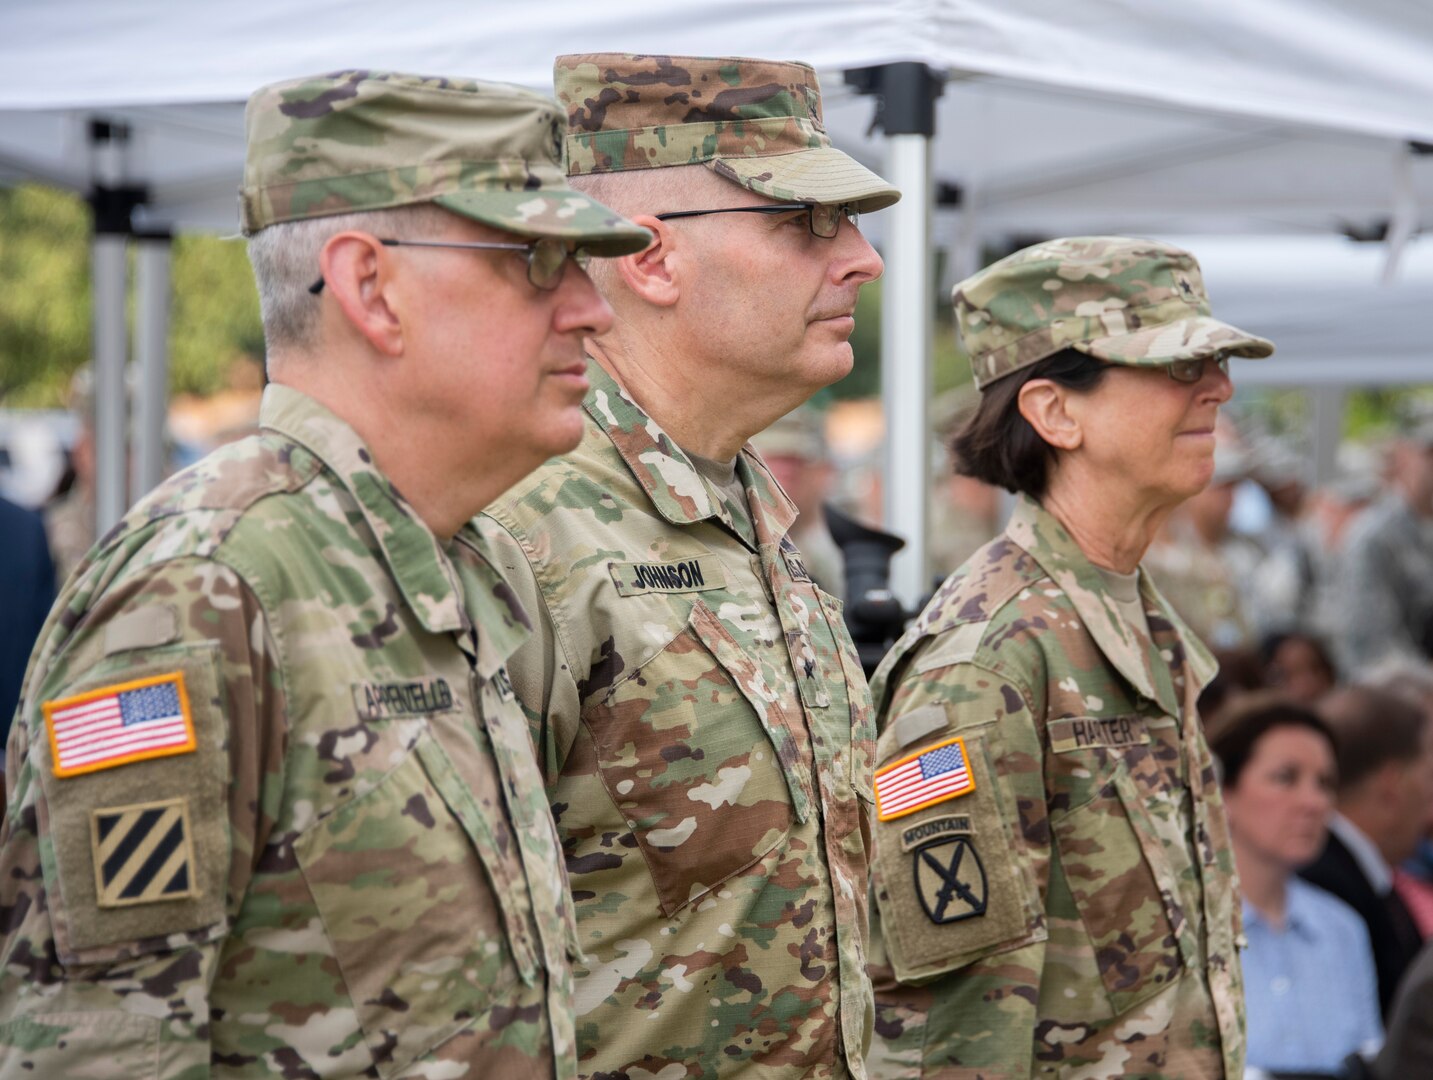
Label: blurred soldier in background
xmin=43 ymin=366 xmax=98 ymax=586
xmin=0 ymin=69 xmax=649 ymax=1078
xmin=481 ymin=52 xmax=897 ymax=1078
xmin=752 ymin=406 xmax=844 ymax=595
xmin=1243 ymin=437 xmax=1317 ymax=637
xmin=1332 ymin=420 xmax=1433 ymax=673
xmin=1143 ymin=439 xmax=1259 ymax=649
xmin=1305 ymin=456 xmax=1380 ymax=646
xmin=929 ymin=385 xmax=1003 ymax=581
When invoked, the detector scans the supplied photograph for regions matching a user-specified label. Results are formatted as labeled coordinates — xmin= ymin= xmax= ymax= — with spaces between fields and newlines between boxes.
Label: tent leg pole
xmin=133 ymin=233 xmax=172 ymax=499
xmin=92 ymin=233 xmax=129 ymax=535
xmin=882 ymin=133 xmax=933 ymax=609
xmin=846 ymin=60 xmax=944 ymax=612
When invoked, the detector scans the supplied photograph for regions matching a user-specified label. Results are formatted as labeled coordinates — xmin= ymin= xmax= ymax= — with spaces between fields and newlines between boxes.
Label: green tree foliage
xmin=0 ymin=185 xmax=90 ymax=405
xmin=0 ymin=184 xmax=262 ymax=407
xmin=169 ymin=232 xmax=265 ymax=397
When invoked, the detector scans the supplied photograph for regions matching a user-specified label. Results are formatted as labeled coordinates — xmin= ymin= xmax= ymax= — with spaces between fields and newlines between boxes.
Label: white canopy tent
xmin=3 ymin=0 xmax=1433 ymax=603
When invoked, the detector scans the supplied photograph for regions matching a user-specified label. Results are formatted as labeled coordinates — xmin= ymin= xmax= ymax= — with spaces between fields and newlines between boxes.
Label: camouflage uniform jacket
xmin=43 ymin=485 xmax=96 ymax=590
xmin=0 ymin=385 xmax=577 ymax=1079
xmin=479 ymin=361 xmax=877 ymax=1079
xmin=865 ymin=496 xmax=1244 ymax=1079
xmin=1332 ymin=494 xmax=1433 ymax=673
xmin=1140 ymin=525 xmax=1256 ymax=652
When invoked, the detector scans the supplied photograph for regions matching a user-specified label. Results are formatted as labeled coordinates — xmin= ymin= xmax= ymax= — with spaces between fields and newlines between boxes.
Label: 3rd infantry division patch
xmin=90 ymin=798 xmax=198 ymax=907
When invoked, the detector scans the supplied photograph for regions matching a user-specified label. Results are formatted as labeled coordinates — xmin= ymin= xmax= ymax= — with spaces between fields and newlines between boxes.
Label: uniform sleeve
xmin=476 ymin=516 xmax=582 ymax=786
xmin=0 ymin=555 xmax=284 ymax=1080
xmin=868 ymin=648 xmax=1049 ymax=1080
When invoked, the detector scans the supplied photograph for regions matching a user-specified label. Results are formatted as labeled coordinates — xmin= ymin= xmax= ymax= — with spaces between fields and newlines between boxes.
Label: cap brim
xmin=710 ymin=146 xmax=901 ymax=213
xmin=433 ymin=189 xmax=652 ymax=256
xmin=1076 ymin=314 xmax=1274 ymax=366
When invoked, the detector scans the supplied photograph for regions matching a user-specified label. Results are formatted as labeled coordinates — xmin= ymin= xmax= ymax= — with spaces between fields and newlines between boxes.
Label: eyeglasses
xmin=1165 ymin=354 xmax=1230 ymax=384
xmin=306 ymin=237 xmax=592 ymax=295
xmin=653 ymin=202 xmax=858 ymax=239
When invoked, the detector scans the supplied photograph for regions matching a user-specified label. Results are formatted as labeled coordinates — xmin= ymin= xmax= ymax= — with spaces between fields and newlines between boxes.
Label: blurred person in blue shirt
xmin=1211 ymin=695 xmax=1382 ymax=1076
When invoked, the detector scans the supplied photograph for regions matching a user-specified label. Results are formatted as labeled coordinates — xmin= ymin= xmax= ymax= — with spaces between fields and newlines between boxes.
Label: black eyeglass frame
xmin=1099 ymin=353 xmax=1231 ymax=385
xmin=653 ymin=202 xmax=858 ymax=239
xmin=1163 ymin=353 xmax=1231 ymax=384
xmin=307 ymin=236 xmax=592 ymax=295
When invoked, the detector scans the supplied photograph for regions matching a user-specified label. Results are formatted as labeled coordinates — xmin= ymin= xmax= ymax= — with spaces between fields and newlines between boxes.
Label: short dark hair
xmin=952 ymin=348 xmax=1107 ymax=499
xmin=1318 ymin=685 xmax=1429 ymax=792
xmin=1259 ymin=629 xmax=1338 ymax=684
xmin=1208 ymin=693 xmax=1336 ymax=790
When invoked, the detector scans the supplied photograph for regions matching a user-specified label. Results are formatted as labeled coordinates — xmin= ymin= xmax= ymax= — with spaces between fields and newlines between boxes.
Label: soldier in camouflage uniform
xmin=44 ymin=367 xmax=100 ymax=588
xmin=478 ymin=54 xmax=899 ymax=1078
xmin=1331 ymin=420 xmax=1433 ymax=674
xmin=0 ymin=71 xmax=649 ymax=1079
xmin=866 ymin=237 xmax=1272 ymax=1079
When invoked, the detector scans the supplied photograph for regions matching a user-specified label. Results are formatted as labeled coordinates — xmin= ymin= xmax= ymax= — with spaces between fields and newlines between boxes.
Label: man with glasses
xmin=479 ymin=53 xmax=898 ymax=1078
xmin=0 ymin=70 xmax=647 ymax=1078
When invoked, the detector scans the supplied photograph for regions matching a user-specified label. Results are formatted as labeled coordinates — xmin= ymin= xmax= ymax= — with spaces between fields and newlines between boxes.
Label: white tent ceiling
xmin=4 ymin=0 xmax=1433 ymax=241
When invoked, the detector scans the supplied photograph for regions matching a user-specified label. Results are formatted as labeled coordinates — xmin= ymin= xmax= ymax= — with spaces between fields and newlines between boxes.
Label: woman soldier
xmin=866 ymin=236 xmax=1272 ymax=1079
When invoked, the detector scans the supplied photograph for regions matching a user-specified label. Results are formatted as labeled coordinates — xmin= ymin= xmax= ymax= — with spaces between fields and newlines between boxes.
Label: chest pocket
xmin=583 ymin=598 xmax=813 ymax=916
xmin=1048 ymin=728 xmax=1189 ymax=1018
xmin=294 ymin=725 xmax=537 ymax=1078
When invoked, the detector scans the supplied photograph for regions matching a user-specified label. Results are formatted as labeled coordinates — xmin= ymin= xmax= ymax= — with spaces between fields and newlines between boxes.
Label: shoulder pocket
xmin=871 ymin=725 xmax=1044 ymax=983
xmin=582 ymin=598 xmax=812 ymax=916
xmin=35 ymin=643 xmax=230 ymax=961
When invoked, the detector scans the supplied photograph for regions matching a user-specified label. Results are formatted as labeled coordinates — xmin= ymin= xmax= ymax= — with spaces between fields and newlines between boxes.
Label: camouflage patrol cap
xmin=954 ymin=236 xmax=1274 ymax=390
xmin=554 ymin=54 xmax=900 ymax=212
xmin=240 ymin=70 xmax=651 ymax=254
xmin=751 ymin=407 xmax=826 ymax=461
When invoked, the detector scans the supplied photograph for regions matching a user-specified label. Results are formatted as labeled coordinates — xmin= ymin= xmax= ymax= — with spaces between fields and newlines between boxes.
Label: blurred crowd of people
xmin=1179 ymin=415 xmax=1433 ymax=1076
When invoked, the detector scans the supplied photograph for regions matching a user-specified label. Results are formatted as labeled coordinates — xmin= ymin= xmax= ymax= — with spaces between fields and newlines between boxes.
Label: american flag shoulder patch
xmin=875 ymin=735 xmax=976 ymax=822
xmin=44 ymin=671 xmax=197 ymax=779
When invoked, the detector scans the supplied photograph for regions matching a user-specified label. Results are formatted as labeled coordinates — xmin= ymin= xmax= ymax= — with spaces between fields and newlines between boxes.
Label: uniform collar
xmin=1006 ymin=494 xmax=1214 ymax=716
xmin=451 ymin=534 xmax=533 ymax=680
xmin=583 ymin=360 xmax=798 ymax=544
xmin=259 ymin=384 xmax=466 ymax=636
